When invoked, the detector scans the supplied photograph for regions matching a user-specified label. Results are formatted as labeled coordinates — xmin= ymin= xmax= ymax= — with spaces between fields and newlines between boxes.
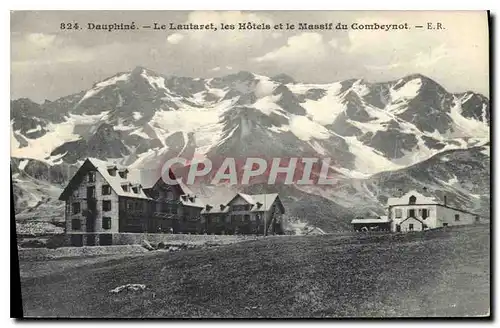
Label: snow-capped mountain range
xmin=11 ymin=67 xmax=490 ymax=230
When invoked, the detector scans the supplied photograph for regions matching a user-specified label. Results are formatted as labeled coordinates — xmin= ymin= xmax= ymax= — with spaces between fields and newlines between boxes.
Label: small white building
xmin=387 ymin=190 xmax=481 ymax=232
xmin=351 ymin=189 xmax=482 ymax=233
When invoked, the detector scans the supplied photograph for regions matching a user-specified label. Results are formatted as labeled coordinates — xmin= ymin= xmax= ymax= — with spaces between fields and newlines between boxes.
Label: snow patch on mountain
xmin=79 ymin=73 xmax=130 ymax=103
xmin=449 ymin=98 xmax=489 ymax=137
xmin=440 ymin=174 xmax=459 ymax=186
xmin=289 ymin=115 xmax=330 ymax=141
xmin=130 ymin=128 xmax=152 ymax=139
xmin=254 ymin=94 xmax=284 ymax=116
xmin=390 ymin=77 xmax=422 ymax=101
xmin=254 ymin=78 xmax=278 ymax=98
xmin=18 ymin=159 xmax=29 ymax=170
xmin=344 ymin=136 xmax=403 ymax=175
xmin=151 ymin=109 xmax=219 ymax=133
xmin=292 ymin=83 xmax=345 ymax=126
xmin=133 ymin=112 xmax=143 ymax=120
xmin=26 ymin=125 xmax=42 ymax=134
xmin=140 ymin=70 xmax=166 ymax=90
xmin=12 ymin=112 xmax=107 ymax=162
xmin=351 ymin=80 xmax=370 ymax=97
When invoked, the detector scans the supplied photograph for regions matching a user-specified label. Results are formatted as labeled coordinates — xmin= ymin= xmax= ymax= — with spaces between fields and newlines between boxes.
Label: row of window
xmin=206 ymin=214 xmax=262 ymax=224
xmin=86 ymin=171 xmax=140 ymax=195
xmin=231 ymin=205 xmax=252 ymax=211
xmin=88 ymin=170 xmax=128 ymax=182
xmin=72 ymin=200 xmax=155 ymax=214
xmin=71 ymin=217 xmax=111 ymax=230
xmin=394 ymin=207 xmax=466 ymax=222
xmin=127 ymin=201 xmax=145 ymax=212
xmin=72 ymin=200 xmax=112 ymax=214
xmin=394 ymin=208 xmax=431 ymax=219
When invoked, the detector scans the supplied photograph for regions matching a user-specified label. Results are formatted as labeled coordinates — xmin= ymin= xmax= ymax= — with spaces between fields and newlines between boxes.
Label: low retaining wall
xmin=18 ymin=245 xmax=149 ymax=261
xmin=65 ymin=232 xmax=263 ymax=247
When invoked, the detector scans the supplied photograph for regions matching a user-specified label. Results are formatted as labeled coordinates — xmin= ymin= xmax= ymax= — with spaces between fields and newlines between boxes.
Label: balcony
xmin=153 ymin=212 xmax=177 ymax=219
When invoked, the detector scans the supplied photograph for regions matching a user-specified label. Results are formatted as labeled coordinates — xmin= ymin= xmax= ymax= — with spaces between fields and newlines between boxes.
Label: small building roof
xmin=387 ymin=190 xmax=439 ymax=207
xmin=201 ymin=192 xmax=282 ymax=214
xmin=351 ymin=216 xmax=390 ymax=224
xmin=228 ymin=193 xmax=280 ymax=212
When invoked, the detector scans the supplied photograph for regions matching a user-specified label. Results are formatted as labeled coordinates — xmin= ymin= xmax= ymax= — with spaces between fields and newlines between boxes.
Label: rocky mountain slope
xmin=11 ymin=67 xmax=490 ymax=230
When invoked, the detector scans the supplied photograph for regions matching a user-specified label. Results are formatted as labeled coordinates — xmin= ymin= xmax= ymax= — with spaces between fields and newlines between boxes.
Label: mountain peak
xmin=399 ymin=73 xmax=442 ymax=88
xmin=271 ymin=73 xmax=295 ymax=84
xmin=131 ymin=66 xmax=147 ymax=76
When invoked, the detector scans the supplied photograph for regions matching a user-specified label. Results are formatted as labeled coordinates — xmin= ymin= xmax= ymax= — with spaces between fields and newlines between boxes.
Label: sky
xmin=11 ymin=10 xmax=489 ymax=102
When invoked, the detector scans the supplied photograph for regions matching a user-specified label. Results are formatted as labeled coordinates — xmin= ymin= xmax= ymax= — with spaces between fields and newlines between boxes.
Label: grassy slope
xmin=20 ymin=225 xmax=490 ymax=318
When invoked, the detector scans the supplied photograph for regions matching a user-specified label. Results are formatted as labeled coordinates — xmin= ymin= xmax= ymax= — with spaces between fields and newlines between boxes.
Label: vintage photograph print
xmin=11 ymin=10 xmax=490 ymax=318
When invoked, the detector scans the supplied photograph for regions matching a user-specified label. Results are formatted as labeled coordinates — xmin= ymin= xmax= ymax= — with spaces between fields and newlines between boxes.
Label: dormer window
xmin=118 ymin=169 xmax=128 ymax=179
xmin=409 ymin=195 xmax=416 ymax=205
xmin=107 ymin=165 xmax=117 ymax=176
xmin=256 ymin=202 xmax=263 ymax=208
xmin=132 ymin=184 xmax=141 ymax=194
xmin=121 ymin=183 xmax=130 ymax=192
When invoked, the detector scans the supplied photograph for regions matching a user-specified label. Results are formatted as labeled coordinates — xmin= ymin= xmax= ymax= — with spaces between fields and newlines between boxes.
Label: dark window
xmin=100 ymin=234 xmax=113 ymax=245
xmin=132 ymin=187 xmax=138 ymax=194
xmin=107 ymin=168 xmax=116 ymax=176
xmin=455 ymin=214 xmax=460 ymax=221
xmin=102 ymin=185 xmax=111 ymax=195
xmin=121 ymin=184 xmax=129 ymax=192
xmin=443 ymin=223 xmax=449 ymax=227
xmin=88 ymin=171 xmax=96 ymax=183
xmin=422 ymin=209 xmax=429 ymax=219
xmin=72 ymin=218 xmax=81 ymax=230
xmin=244 ymin=214 xmax=251 ymax=222
xmin=102 ymin=217 xmax=112 ymax=230
xmin=423 ymin=224 xmax=428 ymax=229
xmin=475 ymin=216 xmax=480 ymax=223
xmin=72 ymin=202 xmax=81 ymax=214
xmin=70 ymin=234 xmax=83 ymax=247
xmin=102 ymin=200 xmax=111 ymax=212
xmin=409 ymin=223 xmax=414 ymax=231
xmin=409 ymin=195 xmax=416 ymax=205
xmin=87 ymin=186 xmax=95 ymax=199
xmin=119 ymin=171 xmax=128 ymax=179
xmin=232 ymin=205 xmax=249 ymax=211
xmin=408 ymin=209 xmax=415 ymax=217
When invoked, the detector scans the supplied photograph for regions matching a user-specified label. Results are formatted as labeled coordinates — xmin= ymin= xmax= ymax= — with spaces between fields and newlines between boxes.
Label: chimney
xmin=205 ymin=205 xmax=212 ymax=211
xmin=444 ymin=195 xmax=447 ymax=206
xmin=220 ymin=204 xmax=225 ymax=211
